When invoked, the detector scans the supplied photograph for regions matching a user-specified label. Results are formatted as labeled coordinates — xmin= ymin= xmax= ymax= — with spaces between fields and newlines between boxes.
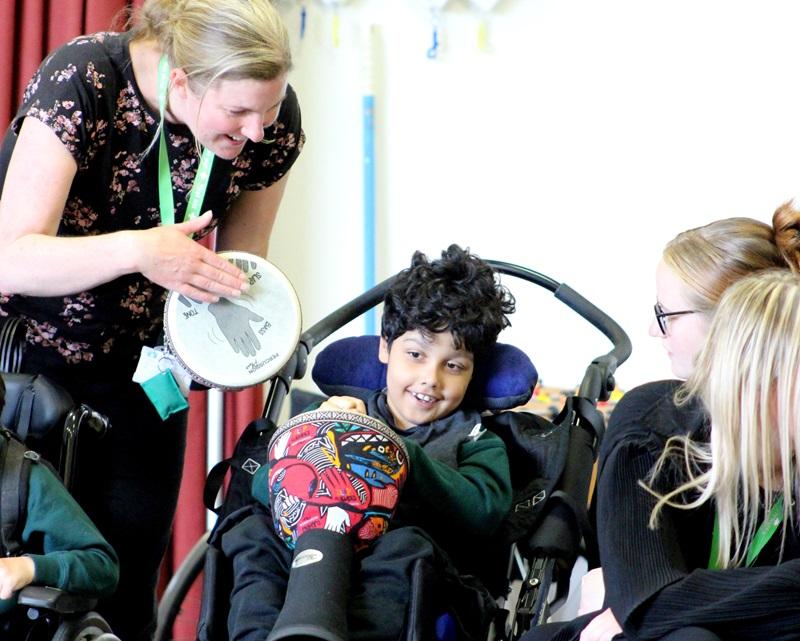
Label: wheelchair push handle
xmin=61 ymin=405 xmax=111 ymax=491
xmin=483 ymin=262 xmax=631 ymax=367
xmin=64 ymin=404 xmax=110 ymax=442
xmin=77 ymin=404 xmax=110 ymax=436
xmin=553 ymin=283 xmax=631 ymax=368
xmin=578 ymin=355 xmax=618 ymax=404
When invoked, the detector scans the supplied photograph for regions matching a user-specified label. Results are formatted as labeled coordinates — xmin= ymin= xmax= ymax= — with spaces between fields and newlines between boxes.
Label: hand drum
xmin=267 ymin=409 xmax=409 ymax=550
xmin=163 ymin=251 xmax=301 ymax=390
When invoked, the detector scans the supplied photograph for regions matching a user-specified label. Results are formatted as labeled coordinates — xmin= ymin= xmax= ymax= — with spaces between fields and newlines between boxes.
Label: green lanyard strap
xmin=157 ymin=55 xmax=215 ymax=226
xmin=708 ymin=495 xmax=784 ymax=569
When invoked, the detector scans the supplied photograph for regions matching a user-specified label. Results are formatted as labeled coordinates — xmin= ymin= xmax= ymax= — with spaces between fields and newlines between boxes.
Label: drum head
xmin=268 ymin=409 xmax=410 ymax=549
xmin=164 ymin=251 xmax=302 ymax=390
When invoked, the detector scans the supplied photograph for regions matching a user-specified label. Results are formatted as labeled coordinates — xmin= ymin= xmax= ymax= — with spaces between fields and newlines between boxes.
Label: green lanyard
xmin=157 ymin=55 xmax=215 ymax=226
xmin=708 ymin=495 xmax=784 ymax=569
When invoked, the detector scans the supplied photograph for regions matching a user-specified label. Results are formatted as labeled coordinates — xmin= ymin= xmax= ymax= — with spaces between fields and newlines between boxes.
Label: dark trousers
xmin=27 ymin=359 xmax=187 ymax=641
xmin=220 ymin=508 xmax=447 ymax=641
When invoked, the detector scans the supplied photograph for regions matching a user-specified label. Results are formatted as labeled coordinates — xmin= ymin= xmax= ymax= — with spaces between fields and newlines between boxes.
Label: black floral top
xmin=0 ymin=32 xmax=304 ymax=379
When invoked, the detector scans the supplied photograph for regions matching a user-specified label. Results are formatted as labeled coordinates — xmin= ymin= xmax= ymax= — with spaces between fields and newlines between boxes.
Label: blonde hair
xmin=662 ymin=203 xmax=800 ymax=315
xmin=647 ymin=269 xmax=800 ymax=568
xmin=129 ymin=0 xmax=291 ymax=90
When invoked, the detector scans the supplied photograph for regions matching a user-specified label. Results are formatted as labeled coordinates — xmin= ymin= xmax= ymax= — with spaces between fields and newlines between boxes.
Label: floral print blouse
xmin=0 ymin=32 xmax=304 ymax=377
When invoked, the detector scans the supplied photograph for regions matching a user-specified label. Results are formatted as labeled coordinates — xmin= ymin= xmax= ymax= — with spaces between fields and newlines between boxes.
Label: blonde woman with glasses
xmin=595 ymin=270 xmax=800 ymax=641
xmin=651 ymin=208 xmax=800 ymax=379
xmin=523 ymin=204 xmax=800 ymax=641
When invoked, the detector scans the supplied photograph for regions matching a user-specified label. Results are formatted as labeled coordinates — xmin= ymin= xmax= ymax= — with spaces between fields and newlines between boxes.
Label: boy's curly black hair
xmin=381 ymin=244 xmax=516 ymax=357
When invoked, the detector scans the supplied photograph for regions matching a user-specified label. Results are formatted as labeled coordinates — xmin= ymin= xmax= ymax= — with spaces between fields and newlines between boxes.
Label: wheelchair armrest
xmin=17 ymin=585 xmax=98 ymax=614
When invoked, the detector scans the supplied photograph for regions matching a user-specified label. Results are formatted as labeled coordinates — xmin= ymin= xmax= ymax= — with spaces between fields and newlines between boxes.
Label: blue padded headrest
xmin=311 ymin=335 xmax=538 ymax=412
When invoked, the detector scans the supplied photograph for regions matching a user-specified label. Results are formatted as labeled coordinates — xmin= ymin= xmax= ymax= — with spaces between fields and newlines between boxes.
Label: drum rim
xmin=270 ymin=408 xmax=410 ymax=461
xmin=163 ymin=251 xmax=302 ymax=390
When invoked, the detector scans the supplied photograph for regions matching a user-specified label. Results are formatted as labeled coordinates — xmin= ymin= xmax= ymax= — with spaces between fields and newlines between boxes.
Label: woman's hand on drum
xmin=134 ymin=212 xmax=249 ymax=303
xmin=319 ymin=396 xmax=367 ymax=415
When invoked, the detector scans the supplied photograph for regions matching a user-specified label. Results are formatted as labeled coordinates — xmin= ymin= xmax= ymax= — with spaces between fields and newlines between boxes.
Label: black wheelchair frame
xmin=155 ymin=260 xmax=632 ymax=641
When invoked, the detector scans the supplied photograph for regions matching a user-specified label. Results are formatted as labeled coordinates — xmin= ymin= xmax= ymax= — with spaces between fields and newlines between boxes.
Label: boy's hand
xmin=319 ymin=396 xmax=366 ymax=415
xmin=0 ymin=556 xmax=35 ymax=599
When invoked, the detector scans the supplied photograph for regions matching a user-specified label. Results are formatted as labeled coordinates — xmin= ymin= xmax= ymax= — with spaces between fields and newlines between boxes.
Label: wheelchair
xmin=155 ymin=259 xmax=631 ymax=641
xmin=0 ymin=319 xmax=119 ymax=641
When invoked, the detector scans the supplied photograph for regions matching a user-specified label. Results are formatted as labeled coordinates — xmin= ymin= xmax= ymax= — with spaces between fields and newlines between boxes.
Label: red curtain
xmin=1 ymin=2 xmax=264 ymax=638
xmin=167 ymin=386 xmax=265 ymax=640
xmin=0 ymin=0 xmax=129 ymax=127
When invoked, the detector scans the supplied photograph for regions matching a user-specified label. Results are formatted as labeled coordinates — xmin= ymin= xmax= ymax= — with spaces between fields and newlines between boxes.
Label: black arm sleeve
xmin=599 ymin=440 xmax=800 ymax=641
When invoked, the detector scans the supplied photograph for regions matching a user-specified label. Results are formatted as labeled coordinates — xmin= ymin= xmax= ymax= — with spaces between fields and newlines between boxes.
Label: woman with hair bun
xmin=591 ymin=269 xmax=800 ymax=641
xmin=652 ymin=209 xmax=798 ymax=381
xmin=524 ymin=203 xmax=800 ymax=641
xmin=0 ymin=1 xmax=303 ymax=638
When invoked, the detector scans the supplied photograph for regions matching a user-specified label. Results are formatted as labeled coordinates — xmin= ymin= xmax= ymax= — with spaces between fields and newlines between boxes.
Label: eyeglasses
xmin=653 ymin=302 xmax=696 ymax=335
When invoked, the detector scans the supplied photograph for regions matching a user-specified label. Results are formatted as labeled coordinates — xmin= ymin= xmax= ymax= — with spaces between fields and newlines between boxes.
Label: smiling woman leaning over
xmin=0 ymin=1 xmax=304 ymax=638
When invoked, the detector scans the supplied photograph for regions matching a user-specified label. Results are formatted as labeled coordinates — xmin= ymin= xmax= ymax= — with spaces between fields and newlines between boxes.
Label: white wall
xmin=268 ymin=0 xmax=800 ymax=393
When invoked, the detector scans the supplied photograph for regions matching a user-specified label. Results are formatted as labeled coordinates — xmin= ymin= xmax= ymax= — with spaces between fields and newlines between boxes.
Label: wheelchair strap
xmin=0 ymin=430 xmax=33 ymax=557
xmin=204 ymin=457 xmax=235 ymax=514
xmin=203 ymin=417 xmax=275 ymax=515
xmin=546 ymin=488 xmax=598 ymax=564
xmin=572 ymin=396 xmax=605 ymax=446
xmin=15 ymin=387 xmax=35 ymax=443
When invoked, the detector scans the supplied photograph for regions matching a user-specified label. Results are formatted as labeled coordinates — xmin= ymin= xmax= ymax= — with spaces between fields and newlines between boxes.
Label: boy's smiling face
xmin=379 ymin=329 xmax=474 ymax=430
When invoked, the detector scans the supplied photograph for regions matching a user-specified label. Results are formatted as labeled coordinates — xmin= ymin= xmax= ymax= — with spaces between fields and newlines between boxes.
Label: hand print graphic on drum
xmin=163 ymin=250 xmax=301 ymax=390
xmin=267 ymin=409 xmax=410 ymax=550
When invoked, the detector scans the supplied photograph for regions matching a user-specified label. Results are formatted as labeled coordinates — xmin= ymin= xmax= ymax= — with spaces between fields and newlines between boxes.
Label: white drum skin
xmin=164 ymin=251 xmax=302 ymax=390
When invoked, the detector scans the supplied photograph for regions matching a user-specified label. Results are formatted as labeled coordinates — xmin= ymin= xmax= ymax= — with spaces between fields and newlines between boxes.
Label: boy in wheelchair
xmin=220 ymin=244 xmax=517 ymax=641
xmin=0 ymin=375 xmax=119 ymax=634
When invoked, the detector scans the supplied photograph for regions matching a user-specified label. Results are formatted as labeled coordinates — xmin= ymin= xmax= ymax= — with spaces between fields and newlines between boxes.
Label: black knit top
xmin=598 ymin=380 xmax=800 ymax=641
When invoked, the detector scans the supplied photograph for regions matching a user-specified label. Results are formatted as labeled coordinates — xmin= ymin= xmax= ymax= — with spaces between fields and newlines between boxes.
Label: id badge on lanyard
xmin=139 ymin=56 xmax=217 ymax=419
xmin=708 ymin=496 xmax=784 ymax=569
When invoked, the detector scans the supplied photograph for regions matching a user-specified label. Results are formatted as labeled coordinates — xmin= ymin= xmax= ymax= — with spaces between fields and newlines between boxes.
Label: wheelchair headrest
xmin=312 ymin=335 xmax=538 ymax=411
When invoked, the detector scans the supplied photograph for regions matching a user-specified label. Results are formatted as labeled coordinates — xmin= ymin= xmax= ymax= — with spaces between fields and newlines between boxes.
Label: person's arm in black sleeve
xmin=599 ymin=440 xmax=800 ymax=641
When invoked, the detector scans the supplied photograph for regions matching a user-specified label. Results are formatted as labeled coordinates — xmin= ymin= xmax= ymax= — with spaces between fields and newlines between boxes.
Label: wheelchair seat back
xmin=1 ymin=373 xmax=74 ymax=444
